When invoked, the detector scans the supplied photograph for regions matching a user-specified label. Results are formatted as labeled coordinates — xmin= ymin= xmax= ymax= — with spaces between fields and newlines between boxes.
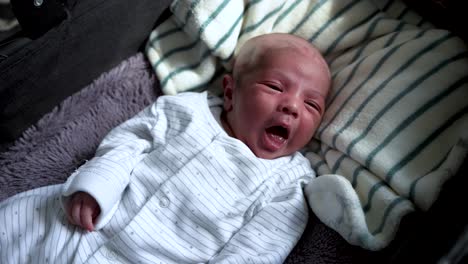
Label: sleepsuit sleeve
xmin=208 ymin=185 xmax=309 ymax=264
xmin=61 ymin=100 xmax=162 ymax=229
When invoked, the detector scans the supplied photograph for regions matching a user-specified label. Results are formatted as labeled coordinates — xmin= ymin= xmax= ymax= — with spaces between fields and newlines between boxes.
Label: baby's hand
xmin=66 ymin=192 xmax=101 ymax=231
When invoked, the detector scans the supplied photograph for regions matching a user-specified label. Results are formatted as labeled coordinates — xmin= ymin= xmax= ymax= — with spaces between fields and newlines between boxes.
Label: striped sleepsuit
xmin=0 ymin=92 xmax=315 ymax=263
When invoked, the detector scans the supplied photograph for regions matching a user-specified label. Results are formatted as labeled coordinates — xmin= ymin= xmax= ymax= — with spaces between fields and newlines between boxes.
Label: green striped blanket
xmin=145 ymin=0 xmax=468 ymax=250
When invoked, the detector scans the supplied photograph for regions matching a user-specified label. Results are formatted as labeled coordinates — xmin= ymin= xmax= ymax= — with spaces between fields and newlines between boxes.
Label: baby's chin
xmin=251 ymin=134 xmax=304 ymax=159
xmin=252 ymin=148 xmax=296 ymax=160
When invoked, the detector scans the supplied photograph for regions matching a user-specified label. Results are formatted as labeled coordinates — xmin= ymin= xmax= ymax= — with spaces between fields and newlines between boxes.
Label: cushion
xmin=145 ymin=0 xmax=468 ymax=250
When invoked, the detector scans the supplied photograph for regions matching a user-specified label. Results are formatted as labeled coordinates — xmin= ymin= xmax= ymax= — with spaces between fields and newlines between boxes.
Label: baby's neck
xmin=220 ymin=110 xmax=235 ymax=138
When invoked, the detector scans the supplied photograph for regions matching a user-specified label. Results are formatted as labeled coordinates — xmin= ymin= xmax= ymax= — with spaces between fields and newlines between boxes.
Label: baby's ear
xmin=222 ymin=74 xmax=234 ymax=111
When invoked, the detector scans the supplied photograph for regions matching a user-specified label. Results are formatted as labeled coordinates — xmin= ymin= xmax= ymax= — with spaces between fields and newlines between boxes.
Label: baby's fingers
xmin=66 ymin=207 xmax=75 ymax=226
xmin=70 ymin=198 xmax=83 ymax=228
xmin=80 ymin=204 xmax=96 ymax=232
xmin=67 ymin=192 xmax=100 ymax=231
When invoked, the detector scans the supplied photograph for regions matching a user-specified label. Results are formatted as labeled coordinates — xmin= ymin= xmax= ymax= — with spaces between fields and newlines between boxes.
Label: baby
xmin=0 ymin=33 xmax=330 ymax=263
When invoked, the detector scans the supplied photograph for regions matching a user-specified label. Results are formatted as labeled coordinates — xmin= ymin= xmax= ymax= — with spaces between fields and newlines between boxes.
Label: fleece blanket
xmin=0 ymin=53 xmax=402 ymax=263
xmin=0 ymin=54 xmax=159 ymax=200
xmin=145 ymin=0 xmax=468 ymax=250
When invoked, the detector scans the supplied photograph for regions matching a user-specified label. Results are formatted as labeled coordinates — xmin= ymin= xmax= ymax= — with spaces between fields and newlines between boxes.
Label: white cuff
xmin=61 ymin=158 xmax=130 ymax=229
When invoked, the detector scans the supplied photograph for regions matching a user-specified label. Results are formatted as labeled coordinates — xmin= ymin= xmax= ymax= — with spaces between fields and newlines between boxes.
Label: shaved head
xmin=233 ymin=33 xmax=330 ymax=85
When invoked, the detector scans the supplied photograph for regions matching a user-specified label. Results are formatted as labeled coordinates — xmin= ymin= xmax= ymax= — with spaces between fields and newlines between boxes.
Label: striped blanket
xmin=145 ymin=0 xmax=468 ymax=250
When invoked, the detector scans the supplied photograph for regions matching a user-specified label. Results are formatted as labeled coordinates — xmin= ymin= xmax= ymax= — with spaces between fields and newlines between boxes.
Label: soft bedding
xmin=0 ymin=54 xmax=160 ymax=201
xmin=145 ymin=0 xmax=468 ymax=250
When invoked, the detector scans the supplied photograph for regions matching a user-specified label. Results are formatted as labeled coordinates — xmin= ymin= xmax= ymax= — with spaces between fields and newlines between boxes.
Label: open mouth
xmin=266 ymin=125 xmax=289 ymax=141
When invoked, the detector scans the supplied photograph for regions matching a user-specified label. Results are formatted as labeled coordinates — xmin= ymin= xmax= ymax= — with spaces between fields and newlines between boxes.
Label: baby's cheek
xmin=304 ymin=114 xmax=319 ymax=131
xmin=297 ymin=120 xmax=317 ymax=145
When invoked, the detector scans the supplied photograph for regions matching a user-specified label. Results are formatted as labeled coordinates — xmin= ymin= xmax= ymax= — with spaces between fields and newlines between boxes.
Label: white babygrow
xmin=0 ymin=92 xmax=315 ymax=264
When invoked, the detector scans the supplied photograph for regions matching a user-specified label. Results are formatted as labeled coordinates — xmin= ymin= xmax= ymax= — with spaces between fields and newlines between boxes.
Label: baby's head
xmin=222 ymin=33 xmax=331 ymax=159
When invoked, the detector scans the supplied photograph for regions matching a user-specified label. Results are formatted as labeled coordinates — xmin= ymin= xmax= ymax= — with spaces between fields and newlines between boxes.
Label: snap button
xmin=106 ymin=250 xmax=118 ymax=261
xmin=159 ymin=196 xmax=170 ymax=208
xmin=33 ymin=0 xmax=43 ymax=7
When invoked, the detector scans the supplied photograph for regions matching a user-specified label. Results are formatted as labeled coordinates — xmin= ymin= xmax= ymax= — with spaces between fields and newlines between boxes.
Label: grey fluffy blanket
xmin=0 ymin=53 xmax=386 ymax=263
xmin=0 ymin=53 xmax=159 ymax=200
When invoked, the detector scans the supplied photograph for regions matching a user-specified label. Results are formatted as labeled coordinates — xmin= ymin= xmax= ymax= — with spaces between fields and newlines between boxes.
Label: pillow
xmin=145 ymin=0 xmax=468 ymax=250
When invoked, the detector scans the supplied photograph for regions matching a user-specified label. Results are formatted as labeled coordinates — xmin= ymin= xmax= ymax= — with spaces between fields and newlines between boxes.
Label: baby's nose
xmin=280 ymin=100 xmax=299 ymax=118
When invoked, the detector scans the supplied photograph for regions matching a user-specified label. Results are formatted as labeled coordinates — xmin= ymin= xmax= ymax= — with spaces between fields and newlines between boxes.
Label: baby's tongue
xmin=263 ymin=126 xmax=287 ymax=151
xmin=266 ymin=126 xmax=287 ymax=140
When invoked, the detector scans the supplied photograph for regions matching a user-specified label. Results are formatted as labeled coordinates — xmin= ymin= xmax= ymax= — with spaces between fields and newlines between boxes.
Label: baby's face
xmin=223 ymin=41 xmax=330 ymax=159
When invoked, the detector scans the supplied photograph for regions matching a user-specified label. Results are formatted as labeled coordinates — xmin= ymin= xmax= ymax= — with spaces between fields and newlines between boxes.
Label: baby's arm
xmin=61 ymin=100 xmax=163 ymax=229
xmin=209 ymin=187 xmax=309 ymax=263
xmin=66 ymin=192 xmax=101 ymax=231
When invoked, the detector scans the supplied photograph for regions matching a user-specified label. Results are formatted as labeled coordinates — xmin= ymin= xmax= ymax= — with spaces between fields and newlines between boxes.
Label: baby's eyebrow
xmin=264 ymin=69 xmax=292 ymax=82
xmin=304 ymin=90 xmax=326 ymax=102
